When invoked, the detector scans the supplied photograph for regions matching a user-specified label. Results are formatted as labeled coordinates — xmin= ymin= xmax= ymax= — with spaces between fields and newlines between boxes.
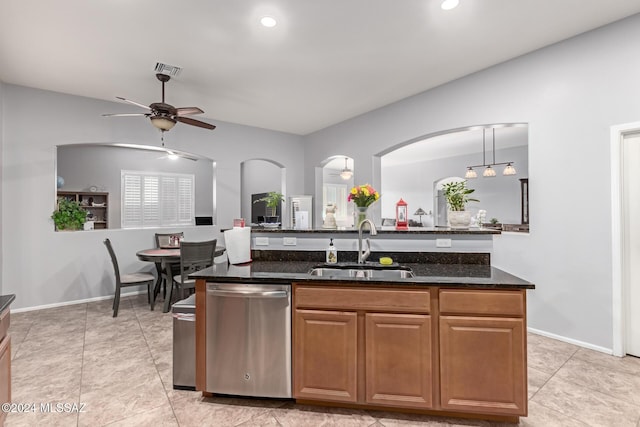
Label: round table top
xmin=136 ymin=246 xmax=225 ymax=262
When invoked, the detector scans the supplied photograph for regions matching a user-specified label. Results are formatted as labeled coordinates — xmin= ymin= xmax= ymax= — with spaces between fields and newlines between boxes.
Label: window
xmin=121 ymin=170 xmax=195 ymax=228
xmin=323 ymin=183 xmax=351 ymax=225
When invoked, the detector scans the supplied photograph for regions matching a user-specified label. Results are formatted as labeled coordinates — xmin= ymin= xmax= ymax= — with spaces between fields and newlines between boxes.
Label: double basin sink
xmin=309 ymin=263 xmax=415 ymax=279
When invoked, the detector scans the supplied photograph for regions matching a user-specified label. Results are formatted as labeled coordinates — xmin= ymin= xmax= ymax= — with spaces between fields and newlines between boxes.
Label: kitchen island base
xmin=293 ymin=284 xmax=527 ymax=423
xmin=193 ymin=261 xmax=532 ymax=424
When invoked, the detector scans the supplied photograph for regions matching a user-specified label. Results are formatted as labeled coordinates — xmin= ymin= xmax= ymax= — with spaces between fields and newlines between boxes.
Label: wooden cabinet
xmin=57 ymin=191 xmax=109 ymax=229
xmin=292 ymin=284 xmax=528 ymax=421
xmin=0 ymin=307 xmax=11 ymax=426
xmin=365 ymin=313 xmax=432 ymax=408
xmin=293 ymin=285 xmax=433 ymax=409
xmin=439 ymin=290 xmax=527 ymax=416
xmin=294 ymin=309 xmax=358 ymax=402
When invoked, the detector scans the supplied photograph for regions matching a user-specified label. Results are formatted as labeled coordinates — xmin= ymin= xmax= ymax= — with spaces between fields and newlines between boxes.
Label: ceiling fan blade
xmin=176 ymin=107 xmax=204 ymax=116
xmin=116 ymin=96 xmax=151 ymax=110
xmin=102 ymin=113 xmax=150 ymax=117
xmin=175 ymin=116 xmax=216 ymax=130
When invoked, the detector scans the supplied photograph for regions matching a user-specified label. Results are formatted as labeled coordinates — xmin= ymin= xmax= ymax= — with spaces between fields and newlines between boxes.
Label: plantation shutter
xmin=122 ymin=171 xmax=195 ymax=228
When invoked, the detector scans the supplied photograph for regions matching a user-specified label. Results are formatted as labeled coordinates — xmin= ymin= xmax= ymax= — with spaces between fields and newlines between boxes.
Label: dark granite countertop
xmin=0 ymin=294 xmax=16 ymax=313
xmin=191 ymin=261 xmax=534 ymax=290
xmin=230 ymin=226 xmax=500 ymax=235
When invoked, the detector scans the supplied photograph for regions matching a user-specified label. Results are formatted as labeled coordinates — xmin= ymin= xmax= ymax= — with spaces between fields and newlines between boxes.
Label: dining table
xmin=136 ymin=246 xmax=226 ymax=313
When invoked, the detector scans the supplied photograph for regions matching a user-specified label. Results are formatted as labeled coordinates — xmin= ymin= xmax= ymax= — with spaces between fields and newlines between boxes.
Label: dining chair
xmin=104 ymin=238 xmax=155 ymax=317
xmin=168 ymin=239 xmax=217 ymax=311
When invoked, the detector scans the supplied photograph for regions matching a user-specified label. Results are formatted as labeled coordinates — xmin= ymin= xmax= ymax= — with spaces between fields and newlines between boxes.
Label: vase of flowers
xmin=348 ymin=184 xmax=380 ymax=227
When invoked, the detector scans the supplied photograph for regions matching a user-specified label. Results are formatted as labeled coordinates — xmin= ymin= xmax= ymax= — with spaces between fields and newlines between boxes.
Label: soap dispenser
xmin=326 ymin=238 xmax=338 ymax=264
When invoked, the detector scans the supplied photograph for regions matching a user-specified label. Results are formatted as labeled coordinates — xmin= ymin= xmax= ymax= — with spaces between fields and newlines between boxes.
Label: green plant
xmin=253 ymin=191 xmax=284 ymax=209
xmin=52 ymin=197 xmax=86 ymax=230
xmin=490 ymin=217 xmax=499 ymax=225
xmin=441 ymin=181 xmax=479 ymax=211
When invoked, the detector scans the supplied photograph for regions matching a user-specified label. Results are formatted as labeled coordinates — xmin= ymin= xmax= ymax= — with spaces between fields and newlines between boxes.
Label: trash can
xmin=172 ymin=294 xmax=196 ymax=390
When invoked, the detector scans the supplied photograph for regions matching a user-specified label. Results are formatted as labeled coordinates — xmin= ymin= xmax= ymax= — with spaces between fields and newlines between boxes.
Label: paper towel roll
xmin=223 ymin=227 xmax=252 ymax=264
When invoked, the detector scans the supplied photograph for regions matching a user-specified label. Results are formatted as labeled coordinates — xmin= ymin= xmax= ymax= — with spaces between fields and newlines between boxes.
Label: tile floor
xmin=5 ymin=294 xmax=640 ymax=426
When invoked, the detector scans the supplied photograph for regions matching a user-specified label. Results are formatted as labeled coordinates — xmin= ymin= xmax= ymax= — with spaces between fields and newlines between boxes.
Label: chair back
xmin=103 ymin=238 xmax=121 ymax=284
xmin=155 ymin=232 xmax=184 ymax=248
xmin=179 ymin=239 xmax=217 ymax=278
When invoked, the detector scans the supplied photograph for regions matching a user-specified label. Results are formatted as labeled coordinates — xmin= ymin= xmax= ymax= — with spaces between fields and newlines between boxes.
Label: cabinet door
xmin=440 ymin=316 xmax=526 ymax=416
xmin=365 ymin=313 xmax=433 ymax=408
xmin=294 ymin=309 xmax=358 ymax=402
xmin=0 ymin=335 xmax=11 ymax=425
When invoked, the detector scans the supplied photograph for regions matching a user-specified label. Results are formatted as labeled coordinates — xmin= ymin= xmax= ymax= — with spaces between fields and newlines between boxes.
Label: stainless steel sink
xmin=308 ymin=267 xmax=415 ymax=279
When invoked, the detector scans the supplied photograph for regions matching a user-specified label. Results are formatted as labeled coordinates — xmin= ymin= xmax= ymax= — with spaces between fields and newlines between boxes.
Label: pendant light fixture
xmin=339 ymin=157 xmax=353 ymax=180
xmin=483 ymin=165 xmax=497 ymax=177
xmin=503 ymin=163 xmax=517 ymax=175
xmin=465 ymin=167 xmax=477 ymax=179
xmin=465 ymin=128 xmax=517 ymax=178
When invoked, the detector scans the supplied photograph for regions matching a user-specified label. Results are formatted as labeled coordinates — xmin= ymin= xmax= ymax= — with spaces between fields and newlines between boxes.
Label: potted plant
xmin=441 ymin=180 xmax=478 ymax=228
xmin=52 ymin=197 xmax=87 ymax=231
xmin=253 ymin=191 xmax=284 ymax=223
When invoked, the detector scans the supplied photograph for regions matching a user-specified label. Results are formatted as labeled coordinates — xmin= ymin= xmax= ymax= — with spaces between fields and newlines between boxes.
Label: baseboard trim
xmin=11 ymin=290 xmax=146 ymax=313
xmin=528 ymin=327 xmax=613 ymax=355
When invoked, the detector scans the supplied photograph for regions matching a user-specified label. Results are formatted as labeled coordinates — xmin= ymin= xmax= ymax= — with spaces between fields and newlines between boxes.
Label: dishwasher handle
xmin=207 ymin=288 xmax=288 ymax=299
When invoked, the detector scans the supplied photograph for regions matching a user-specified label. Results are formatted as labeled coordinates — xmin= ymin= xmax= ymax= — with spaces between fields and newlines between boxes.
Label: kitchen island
xmin=191 ymin=259 xmax=534 ymax=423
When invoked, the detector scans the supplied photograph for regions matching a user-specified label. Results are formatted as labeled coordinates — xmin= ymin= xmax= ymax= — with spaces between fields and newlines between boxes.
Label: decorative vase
xmin=448 ymin=210 xmax=471 ymax=228
xmin=356 ymin=206 xmax=369 ymax=227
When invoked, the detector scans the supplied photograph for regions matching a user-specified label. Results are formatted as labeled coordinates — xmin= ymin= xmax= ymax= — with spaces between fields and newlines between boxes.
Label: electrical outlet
xmin=255 ymin=237 xmax=269 ymax=246
xmin=283 ymin=237 xmax=297 ymax=246
xmin=436 ymin=238 xmax=452 ymax=248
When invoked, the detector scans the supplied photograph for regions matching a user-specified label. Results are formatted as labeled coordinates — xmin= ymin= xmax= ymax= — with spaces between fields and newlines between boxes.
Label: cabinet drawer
xmin=0 ymin=308 xmax=9 ymax=342
xmin=439 ymin=289 xmax=524 ymax=317
xmin=295 ymin=286 xmax=430 ymax=313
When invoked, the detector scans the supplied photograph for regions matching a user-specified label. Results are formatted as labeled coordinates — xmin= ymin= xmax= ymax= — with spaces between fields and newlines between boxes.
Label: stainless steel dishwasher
xmin=205 ymin=282 xmax=291 ymax=398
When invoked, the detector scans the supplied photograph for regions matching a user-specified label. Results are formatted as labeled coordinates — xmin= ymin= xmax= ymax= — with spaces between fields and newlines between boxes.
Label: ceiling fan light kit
xmin=103 ymin=71 xmax=216 ymax=133
xmin=465 ymin=128 xmax=516 ymax=178
xmin=150 ymin=116 xmax=176 ymax=131
xmin=339 ymin=157 xmax=353 ymax=180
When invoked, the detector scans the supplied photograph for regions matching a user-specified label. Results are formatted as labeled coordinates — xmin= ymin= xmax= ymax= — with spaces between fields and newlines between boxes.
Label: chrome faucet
xmin=358 ymin=219 xmax=378 ymax=264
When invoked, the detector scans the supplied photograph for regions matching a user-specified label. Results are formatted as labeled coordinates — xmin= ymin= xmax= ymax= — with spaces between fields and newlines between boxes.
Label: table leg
xmin=163 ymin=275 xmax=173 ymax=313
xmin=162 ymin=260 xmax=178 ymax=313
xmin=151 ymin=262 xmax=163 ymax=311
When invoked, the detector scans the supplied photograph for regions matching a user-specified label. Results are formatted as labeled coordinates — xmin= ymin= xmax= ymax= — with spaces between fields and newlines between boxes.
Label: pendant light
xmin=465 ymin=127 xmax=516 ymax=178
xmin=339 ymin=157 xmax=353 ymax=180
xmin=465 ymin=167 xmax=477 ymax=179
xmin=483 ymin=165 xmax=497 ymax=177
xmin=503 ymin=163 xmax=517 ymax=176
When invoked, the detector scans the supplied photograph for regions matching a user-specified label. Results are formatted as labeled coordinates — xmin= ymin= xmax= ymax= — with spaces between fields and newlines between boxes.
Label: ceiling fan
xmin=103 ymin=73 xmax=216 ymax=133
xmin=328 ymin=157 xmax=353 ymax=180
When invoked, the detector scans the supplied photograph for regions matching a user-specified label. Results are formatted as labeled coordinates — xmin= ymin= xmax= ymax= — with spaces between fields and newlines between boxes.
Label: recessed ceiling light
xmin=441 ymin=0 xmax=459 ymax=10
xmin=260 ymin=16 xmax=277 ymax=28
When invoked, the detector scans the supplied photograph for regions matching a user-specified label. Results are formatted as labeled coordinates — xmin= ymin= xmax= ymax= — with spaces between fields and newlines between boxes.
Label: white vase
xmin=448 ymin=210 xmax=471 ymax=228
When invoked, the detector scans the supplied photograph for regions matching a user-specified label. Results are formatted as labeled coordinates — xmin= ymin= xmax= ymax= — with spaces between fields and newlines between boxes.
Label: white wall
xmin=304 ymin=14 xmax=640 ymax=351
xmin=381 ymin=146 xmax=528 ymax=224
xmin=2 ymin=84 xmax=304 ymax=310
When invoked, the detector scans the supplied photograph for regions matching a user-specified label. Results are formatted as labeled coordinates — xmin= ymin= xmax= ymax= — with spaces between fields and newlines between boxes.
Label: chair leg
xmin=113 ymin=284 xmax=121 ymax=317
